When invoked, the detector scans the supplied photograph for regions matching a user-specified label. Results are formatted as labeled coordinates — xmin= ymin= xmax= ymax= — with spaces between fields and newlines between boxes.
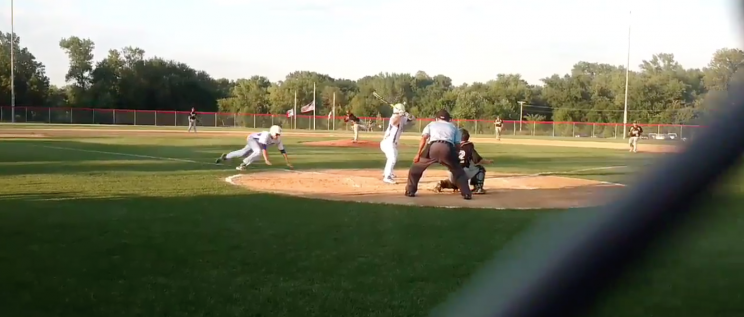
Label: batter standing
xmin=628 ymin=122 xmax=643 ymax=153
xmin=405 ymin=109 xmax=472 ymax=200
xmin=344 ymin=110 xmax=367 ymax=143
xmin=188 ymin=108 xmax=198 ymax=133
xmin=380 ymin=103 xmax=410 ymax=184
xmin=494 ymin=116 xmax=503 ymax=140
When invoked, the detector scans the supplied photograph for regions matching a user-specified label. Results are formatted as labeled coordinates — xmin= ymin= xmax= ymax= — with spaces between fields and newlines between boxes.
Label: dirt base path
xmin=0 ymin=126 xmax=678 ymax=152
xmin=228 ymin=169 xmax=625 ymax=209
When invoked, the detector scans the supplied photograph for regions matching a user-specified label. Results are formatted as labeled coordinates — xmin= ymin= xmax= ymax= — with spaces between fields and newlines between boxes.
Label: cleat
xmin=383 ymin=177 xmax=397 ymax=184
xmin=463 ymin=194 xmax=472 ymax=200
xmin=473 ymin=188 xmax=486 ymax=195
xmin=235 ymin=164 xmax=247 ymax=171
xmin=405 ymin=191 xmax=415 ymax=197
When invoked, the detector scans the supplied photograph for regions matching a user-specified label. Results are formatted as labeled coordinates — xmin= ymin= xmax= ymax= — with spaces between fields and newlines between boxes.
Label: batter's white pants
xmin=225 ymin=139 xmax=263 ymax=165
xmin=380 ymin=140 xmax=398 ymax=178
xmin=353 ymin=123 xmax=367 ymax=141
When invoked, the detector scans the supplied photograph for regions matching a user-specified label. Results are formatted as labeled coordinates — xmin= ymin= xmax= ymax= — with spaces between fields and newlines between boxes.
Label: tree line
xmin=2 ymin=30 xmax=743 ymax=124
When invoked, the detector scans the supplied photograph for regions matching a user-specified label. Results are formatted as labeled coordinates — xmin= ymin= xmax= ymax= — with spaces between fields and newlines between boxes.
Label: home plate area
xmin=229 ymin=168 xmax=624 ymax=209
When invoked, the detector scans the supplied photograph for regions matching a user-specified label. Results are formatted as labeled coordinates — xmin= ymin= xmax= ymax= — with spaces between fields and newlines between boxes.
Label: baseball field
xmin=1 ymin=124 xmax=743 ymax=317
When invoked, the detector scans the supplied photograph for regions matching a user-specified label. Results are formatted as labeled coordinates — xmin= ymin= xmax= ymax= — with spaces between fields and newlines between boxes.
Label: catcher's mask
xmin=460 ymin=128 xmax=471 ymax=142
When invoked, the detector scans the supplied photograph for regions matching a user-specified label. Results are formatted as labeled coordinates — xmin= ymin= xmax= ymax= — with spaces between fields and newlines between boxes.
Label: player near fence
xmin=405 ymin=109 xmax=473 ymax=200
xmin=344 ymin=110 xmax=367 ymax=143
xmin=628 ymin=122 xmax=643 ymax=153
xmin=214 ymin=125 xmax=293 ymax=170
xmin=494 ymin=116 xmax=503 ymax=140
xmin=432 ymin=128 xmax=492 ymax=194
xmin=188 ymin=108 xmax=198 ymax=133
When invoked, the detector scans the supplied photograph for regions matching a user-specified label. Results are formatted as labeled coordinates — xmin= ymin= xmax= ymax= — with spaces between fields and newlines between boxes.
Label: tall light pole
xmin=518 ymin=101 xmax=525 ymax=132
xmin=10 ymin=0 xmax=15 ymax=122
xmin=622 ymin=10 xmax=631 ymax=139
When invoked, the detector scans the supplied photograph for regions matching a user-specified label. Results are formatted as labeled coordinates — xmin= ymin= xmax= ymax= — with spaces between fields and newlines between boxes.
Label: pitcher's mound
xmin=228 ymin=169 xmax=624 ymax=209
xmin=304 ymin=139 xmax=404 ymax=148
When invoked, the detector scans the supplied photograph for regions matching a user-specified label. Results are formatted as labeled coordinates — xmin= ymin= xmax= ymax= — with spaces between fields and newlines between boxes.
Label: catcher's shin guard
xmin=471 ymin=166 xmax=486 ymax=192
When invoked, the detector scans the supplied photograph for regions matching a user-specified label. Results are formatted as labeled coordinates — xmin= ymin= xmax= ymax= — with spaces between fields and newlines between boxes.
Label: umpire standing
xmin=405 ymin=109 xmax=473 ymax=200
xmin=187 ymin=108 xmax=198 ymax=133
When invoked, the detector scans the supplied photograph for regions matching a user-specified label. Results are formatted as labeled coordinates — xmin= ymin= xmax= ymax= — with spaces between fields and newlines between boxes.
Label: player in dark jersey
xmin=344 ymin=109 xmax=367 ymax=143
xmin=432 ymin=128 xmax=492 ymax=194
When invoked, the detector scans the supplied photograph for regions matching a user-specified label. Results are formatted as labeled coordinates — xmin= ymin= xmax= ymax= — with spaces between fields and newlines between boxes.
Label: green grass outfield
xmin=0 ymin=128 xmax=742 ymax=317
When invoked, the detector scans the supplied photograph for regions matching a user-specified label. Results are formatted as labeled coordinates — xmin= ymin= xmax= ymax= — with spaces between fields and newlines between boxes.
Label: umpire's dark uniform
xmin=405 ymin=110 xmax=473 ymax=199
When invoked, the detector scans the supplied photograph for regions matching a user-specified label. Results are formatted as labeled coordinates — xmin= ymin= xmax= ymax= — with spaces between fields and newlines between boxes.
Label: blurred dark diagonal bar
xmin=429 ymin=7 xmax=744 ymax=317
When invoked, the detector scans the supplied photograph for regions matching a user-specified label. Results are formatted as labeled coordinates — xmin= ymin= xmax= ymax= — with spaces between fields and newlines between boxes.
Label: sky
xmin=1 ymin=0 xmax=742 ymax=87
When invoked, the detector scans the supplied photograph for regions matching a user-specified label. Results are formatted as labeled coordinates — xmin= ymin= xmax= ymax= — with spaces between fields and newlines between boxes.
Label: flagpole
xmin=312 ymin=82 xmax=316 ymax=130
xmin=293 ymin=91 xmax=297 ymax=130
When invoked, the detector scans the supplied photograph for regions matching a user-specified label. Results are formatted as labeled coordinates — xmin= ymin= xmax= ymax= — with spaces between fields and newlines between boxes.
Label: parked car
xmin=648 ymin=133 xmax=665 ymax=140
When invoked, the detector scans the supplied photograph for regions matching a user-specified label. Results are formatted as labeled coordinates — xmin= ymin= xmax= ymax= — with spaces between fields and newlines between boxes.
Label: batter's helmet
xmin=460 ymin=128 xmax=471 ymax=142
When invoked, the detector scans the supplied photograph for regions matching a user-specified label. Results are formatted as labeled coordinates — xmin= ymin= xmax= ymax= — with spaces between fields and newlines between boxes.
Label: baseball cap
xmin=436 ymin=109 xmax=452 ymax=121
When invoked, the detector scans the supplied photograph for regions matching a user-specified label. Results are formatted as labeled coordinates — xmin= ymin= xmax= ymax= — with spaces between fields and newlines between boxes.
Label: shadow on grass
xmin=0 ymin=189 xmax=743 ymax=317
xmin=0 ymin=192 xmax=538 ymax=317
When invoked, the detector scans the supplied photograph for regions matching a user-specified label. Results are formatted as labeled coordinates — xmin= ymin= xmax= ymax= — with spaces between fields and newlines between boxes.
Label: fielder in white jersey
xmin=214 ymin=125 xmax=293 ymax=170
xmin=380 ymin=103 xmax=415 ymax=184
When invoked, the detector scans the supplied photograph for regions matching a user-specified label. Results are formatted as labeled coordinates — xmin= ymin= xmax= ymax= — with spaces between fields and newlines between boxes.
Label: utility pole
xmin=10 ymin=0 xmax=16 ymax=122
xmin=623 ymin=10 xmax=632 ymax=139
xmin=518 ymin=101 xmax=525 ymax=132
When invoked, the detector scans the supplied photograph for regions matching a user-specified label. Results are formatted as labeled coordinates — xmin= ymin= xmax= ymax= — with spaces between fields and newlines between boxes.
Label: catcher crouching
xmin=433 ymin=128 xmax=491 ymax=194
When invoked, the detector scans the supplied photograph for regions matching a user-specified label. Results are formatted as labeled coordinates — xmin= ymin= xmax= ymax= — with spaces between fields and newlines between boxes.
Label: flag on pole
xmin=286 ymin=109 xmax=294 ymax=118
xmin=301 ymin=101 xmax=315 ymax=113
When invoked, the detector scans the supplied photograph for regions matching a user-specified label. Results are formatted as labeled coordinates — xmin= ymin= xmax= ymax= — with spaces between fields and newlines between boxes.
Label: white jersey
xmin=247 ymin=131 xmax=285 ymax=151
xmin=382 ymin=114 xmax=409 ymax=145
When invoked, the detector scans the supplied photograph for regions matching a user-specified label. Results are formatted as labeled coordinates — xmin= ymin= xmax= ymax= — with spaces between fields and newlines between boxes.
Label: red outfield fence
xmin=0 ymin=106 xmax=703 ymax=140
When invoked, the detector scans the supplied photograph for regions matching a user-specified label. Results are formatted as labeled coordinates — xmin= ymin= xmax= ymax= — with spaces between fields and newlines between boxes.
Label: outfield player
xmin=628 ymin=122 xmax=643 ymax=153
xmin=214 ymin=125 xmax=293 ymax=170
xmin=188 ymin=108 xmax=198 ymax=133
xmin=433 ymin=128 xmax=492 ymax=194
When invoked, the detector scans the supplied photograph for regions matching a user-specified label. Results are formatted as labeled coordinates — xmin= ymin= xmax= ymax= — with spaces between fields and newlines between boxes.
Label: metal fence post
xmin=92 ymin=109 xmax=95 ymax=123
xmin=48 ymin=107 xmax=51 ymax=123
xmin=552 ymin=123 xmax=555 ymax=137
xmin=591 ymin=124 xmax=595 ymax=137
xmin=214 ymin=113 xmax=217 ymax=127
xmin=475 ymin=120 xmax=478 ymax=134
xmin=572 ymin=123 xmax=575 ymax=136
xmin=25 ymin=107 xmax=28 ymax=121
xmin=70 ymin=108 xmax=73 ymax=124
xmin=253 ymin=115 xmax=256 ymax=128
xmin=134 ymin=110 xmax=137 ymax=125
xmin=113 ymin=109 xmax=117 ymax=124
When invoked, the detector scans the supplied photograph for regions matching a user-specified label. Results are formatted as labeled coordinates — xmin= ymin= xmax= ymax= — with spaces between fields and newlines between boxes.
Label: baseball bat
xmin=372 ymin=92 xmax=394 ymax=107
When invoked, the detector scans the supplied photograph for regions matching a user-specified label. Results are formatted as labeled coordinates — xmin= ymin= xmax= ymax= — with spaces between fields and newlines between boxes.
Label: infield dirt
xmin=229 ymin=169 xmax=625 ymax=209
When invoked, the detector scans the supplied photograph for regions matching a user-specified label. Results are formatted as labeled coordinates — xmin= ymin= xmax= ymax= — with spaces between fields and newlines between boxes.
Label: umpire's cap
xmin=436 ymin=109 xmax=452 ymax=121
xmin=460 ymin=128 xmax=471 ymax=142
